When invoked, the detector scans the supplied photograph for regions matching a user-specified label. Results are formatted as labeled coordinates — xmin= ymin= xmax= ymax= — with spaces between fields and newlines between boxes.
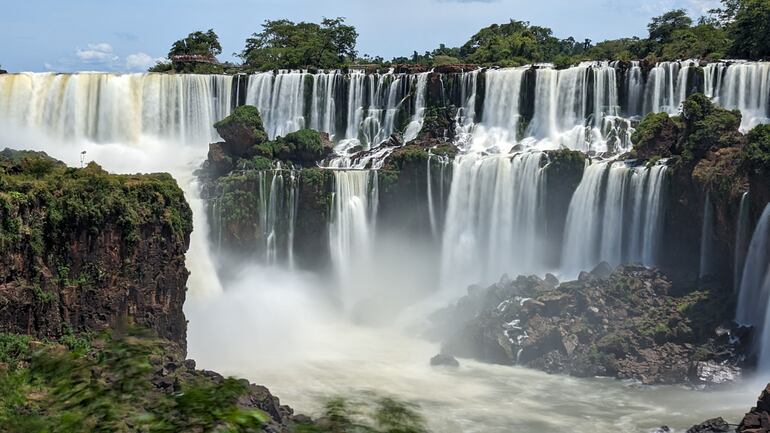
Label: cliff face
xmin=0 ymin=149 xmax=193 ymax=349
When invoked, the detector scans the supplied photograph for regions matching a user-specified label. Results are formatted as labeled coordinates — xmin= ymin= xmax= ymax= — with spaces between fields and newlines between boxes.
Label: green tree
xmin=241 ymin=18 xmax=358 ymax=70
xmin=168 ymin=29 xmax=222 ymax=58
xmin=727 ymin=0 xmax=770 ymax=59
xmin=648 ymin=9 xmax=693 ymax=46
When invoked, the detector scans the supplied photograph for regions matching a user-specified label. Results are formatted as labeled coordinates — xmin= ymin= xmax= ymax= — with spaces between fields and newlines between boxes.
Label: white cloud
xmin=75 ymin=42 xmax=119 ymax=64
xmin=125 ymin=52 xmax=164 ymax=71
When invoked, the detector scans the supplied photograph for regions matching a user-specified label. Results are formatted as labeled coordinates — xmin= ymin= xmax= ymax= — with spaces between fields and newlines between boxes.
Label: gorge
xmin=2 ymin=57 xmax=770 ymax=432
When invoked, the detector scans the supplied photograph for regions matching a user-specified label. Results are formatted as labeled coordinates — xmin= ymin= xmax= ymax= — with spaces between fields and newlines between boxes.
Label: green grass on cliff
xmin=0 ymin=150 xmax=192 ymax=255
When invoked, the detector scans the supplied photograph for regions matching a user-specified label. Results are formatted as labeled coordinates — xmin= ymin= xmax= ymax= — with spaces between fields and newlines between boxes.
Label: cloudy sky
xmin=2 ymin=0 xmax=720 ymax=72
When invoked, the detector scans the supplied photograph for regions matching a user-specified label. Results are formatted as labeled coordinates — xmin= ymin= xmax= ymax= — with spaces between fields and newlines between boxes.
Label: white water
xmin=736 ymin=205 xmax=770 ymax=368
xmin=441 ymin=152 xmax=546 ymax=291
xmin=561 ymin=160 xmax=668 ymax=276
xmin=735 ymin=192 xmax=751 ymax=291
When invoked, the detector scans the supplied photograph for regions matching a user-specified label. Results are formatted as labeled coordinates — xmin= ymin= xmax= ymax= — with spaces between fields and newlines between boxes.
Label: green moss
xmin=0 ymin=153 xmax=192 ymax=257
xmin=214 ymin=105 xmax=264 ymax=132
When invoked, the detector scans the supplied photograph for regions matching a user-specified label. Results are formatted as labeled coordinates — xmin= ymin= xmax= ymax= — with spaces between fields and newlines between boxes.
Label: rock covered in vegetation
xmin=207 ymin=105 xmax=332 ymax=173
xmin=213 ymin=105 xmax=269 ymax=158
xmin=434 ymin=265 xmax=742 ymax=385
xmin=0 ymin=149 xmax=192 ymax=349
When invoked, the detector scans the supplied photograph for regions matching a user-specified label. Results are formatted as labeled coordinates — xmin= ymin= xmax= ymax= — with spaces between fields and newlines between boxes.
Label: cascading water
xmin=699 ymin=194 xmax=715 ymax=280
xmin=736 ymin=204 xmax=770 ymax=369
xmin=561 ymin=160 xmax=669 ymax=276
xmin=0 ymin=72 xmax=232 ymax=143
xmin=403 ymin=72 xmax=430 ymax=142
xmin=329 ymin=170 xmax=379 ymax=307
xmin=715 ymin=62 xmax=770 ymax=131
xmin=441 ymin=152 xmax=546 ymax=290
xmin=735 ymin=192 xmax=751 ymax=291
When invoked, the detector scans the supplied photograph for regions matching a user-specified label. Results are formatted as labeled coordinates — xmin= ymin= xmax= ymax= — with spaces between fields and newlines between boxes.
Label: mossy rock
xmin=214 ymin=105 xmax=268 ymax=158
xmin=631 ymin=112 xmax=681 ymax=160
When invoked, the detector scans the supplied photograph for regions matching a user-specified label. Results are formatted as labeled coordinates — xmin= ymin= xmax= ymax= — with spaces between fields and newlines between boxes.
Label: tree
xmin=727 ymin=0 xmax=770 ymax=59
xmin=168 ymin=29 xmax=222 ymax=59
xmin=648 ymin=9 xmax=693 ymax=46
xmin=241 ymin=17 xmax=358 ymax=70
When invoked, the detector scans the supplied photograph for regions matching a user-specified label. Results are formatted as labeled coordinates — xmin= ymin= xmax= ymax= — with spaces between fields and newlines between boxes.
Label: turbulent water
xmin=1 ymin=63 xmax=770 ymax=431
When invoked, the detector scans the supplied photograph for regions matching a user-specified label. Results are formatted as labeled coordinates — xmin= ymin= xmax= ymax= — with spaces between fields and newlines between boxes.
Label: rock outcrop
xmin=434 ymin=265 xmax=742 ymax=385
xmin=738 ymin=384 xmax=770 ymax=433
xmin=0 ymin=149 xmax=192 ymax=349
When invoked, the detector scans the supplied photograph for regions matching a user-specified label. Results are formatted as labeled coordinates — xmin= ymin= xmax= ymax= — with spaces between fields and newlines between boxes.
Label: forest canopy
xmin=151 ymin=0 xmax=770 ymax=72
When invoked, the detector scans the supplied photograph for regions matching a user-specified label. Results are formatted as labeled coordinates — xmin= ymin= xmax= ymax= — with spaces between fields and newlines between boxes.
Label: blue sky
xmin=2 ymin=0 xmax=720 ymax=72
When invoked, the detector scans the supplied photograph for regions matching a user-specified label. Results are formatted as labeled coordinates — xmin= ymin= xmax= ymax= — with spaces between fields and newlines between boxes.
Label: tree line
xmin=150 ymin=0 xmax=770 ymax=73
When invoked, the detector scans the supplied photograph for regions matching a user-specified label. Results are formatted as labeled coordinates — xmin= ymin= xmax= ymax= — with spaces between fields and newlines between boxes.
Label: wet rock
xmin=431 ymin=353 xmax=460 ymax=367
xmin=544 ymin=273 xmax=560 ymax=288
xmin=686 ymin=417 xmax=731 ymax=433
xmin=206 ymin=142 xmax=234 ymax=177
xmin=738 ymin=384 xmax=770 ymax=433
xmin=694 ymin=361 xmax=741 ymax=385
xmin=590 ymin=262 xmax=613 ymax=279
xmin=438 ymin=266 xmax=741 ymax=385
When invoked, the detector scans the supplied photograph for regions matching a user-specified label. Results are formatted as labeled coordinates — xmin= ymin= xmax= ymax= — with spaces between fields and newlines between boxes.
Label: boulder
xmin=686 ymin=418 xmax=731 ymax=433
xmin=430 ymin=353 xmax=460 ymax=367
xmin=738 ymin=384 xmax=770 ymax=433
xmin=206 ymin=142 xmax=234 ymax=177
xmin=213 ymin=105 xmax=268 ymax=158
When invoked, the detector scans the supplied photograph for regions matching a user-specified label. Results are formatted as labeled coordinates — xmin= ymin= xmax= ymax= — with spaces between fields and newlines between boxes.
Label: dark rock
xmin=590 ymin=262 xmax=613 ymax=279
xmin=544 ymin=273 xmax=560 ymax=288
xmin=686 ymin=417 xmax=731 ymax=433
xmin=206 ymin=142 xmax=234 ymax=177
xmin=738 ymin=384 xmax=770 ymax=433
xmin=430 ymin=353 xmax=460 ymax=367
xmin=438 ymin=266 xmax=741 ymax=385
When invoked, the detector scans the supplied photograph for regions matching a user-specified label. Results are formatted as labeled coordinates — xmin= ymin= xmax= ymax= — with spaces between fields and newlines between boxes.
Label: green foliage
xmin=275 ymin=129 xmax=326 ymax=163
xmin=0 ymin=329 xmax=266 ymax=433
xmin=215 ymin=105 xmax=264 ymax=132
xmin=631 ymin=112 xmax=681 ymax=159
xmin=168 ymin=29 xmax=222 ymax=58
xmin=659 ymin=24 xmax=730 ymax=60
xmin=726 ymin=0 xmax=770 ymax=59
xmin=297 ymin=396 xmax=428 ymax=433
xmin=740 ymin=124 xmax=770 ymax=175
xmin=241 ymin=18 xmax=358 ymax=70
xmin=459 ymin=20 xmax=589 ymax=65
xmin=0 ymin=152 xmax=192 ymax=255
xmin=648 ymin=9 xmax=693 ymax=46
xmin=0 ymin=333 xmax=32 ymax=367
xmin=431 ymin=55 xmax=461 ymax=66
xmin=681 ymin=93 xmax=743 ymax=160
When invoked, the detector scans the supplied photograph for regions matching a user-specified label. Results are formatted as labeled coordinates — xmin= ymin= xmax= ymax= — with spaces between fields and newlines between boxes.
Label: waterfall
xmin=454 ymin=69 xmax=480 ymax=147
xmin=403 ymin=72 xmax=430 ymax=142
xmin=736 ymin=204 xmax=770 ymax=369
xmin=466 ymin=68 xmax=526 ymax=153
xmin=440 ymin=151 xmax=546 ymax=290
xmin=626 ymin=61 xmax=644 ymax=117
xmin=0 ymin=72 xmax=232 ymax=144
xmin=427 ymin=152 xmax=450 ymax=240
xmin=699 ymin=194 xmax=715 ymax=280
xmin=717 ymin=62 xmax=770 ymax=131
xmin=329 ymin=170 xmax=379 ymax=278
xmin=245 ymin=71 xmax=307 ymax=139
xmin=735 ymin=192 xmax=751 ymax=291
xmin=561 ymin=160 xmax=668 ymax=276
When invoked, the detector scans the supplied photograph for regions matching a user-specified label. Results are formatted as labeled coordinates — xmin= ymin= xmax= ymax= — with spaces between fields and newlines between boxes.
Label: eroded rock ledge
xmin=0 ymin=149 xmax=192 ymax=349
